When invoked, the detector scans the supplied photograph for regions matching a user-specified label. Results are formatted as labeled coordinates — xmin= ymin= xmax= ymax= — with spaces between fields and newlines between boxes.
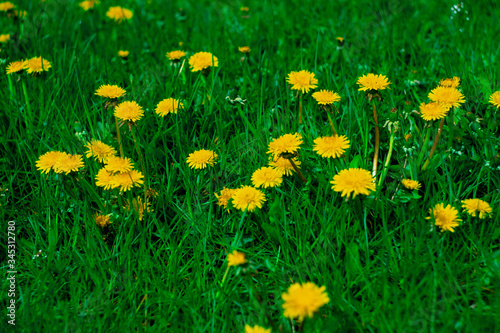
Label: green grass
xmin=1 ymin=0 xmax=500 ymax=332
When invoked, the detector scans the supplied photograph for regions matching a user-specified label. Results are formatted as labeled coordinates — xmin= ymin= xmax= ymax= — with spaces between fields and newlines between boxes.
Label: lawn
xmin=1 ymin=0 xmax=499 ymax=332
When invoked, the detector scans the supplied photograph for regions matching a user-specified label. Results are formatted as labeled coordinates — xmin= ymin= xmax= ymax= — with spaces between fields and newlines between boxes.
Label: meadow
xmin=1 ymin=0 xmax=500 ymax=332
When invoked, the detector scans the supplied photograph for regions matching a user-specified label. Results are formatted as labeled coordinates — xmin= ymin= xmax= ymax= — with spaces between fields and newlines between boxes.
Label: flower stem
xmin=378 ymin=129 xmax=395 ymax=187
xmin=21 ymin=79 xmax=33 ymax=133
xmin=298 ymin=92 xmax=303 ymax=125
xmin=422 ymin=118 xmax=445 ymax=170
xmin=130 ymin=126 xmax=148 ymax=204
xmin=287 ymin=157 xmax=307 ymax=183
xmin=325 ymin=106 xmax=337 ymax=135
xmin=115 ymin=116 xmax=124 ymax=158
xmin=416 ymin=125 xmax=431 ymax=168
xmin=372 ymin=102 xmax=380 ymax=180
xmin=446 ymin=106 xmax=455 ymax=151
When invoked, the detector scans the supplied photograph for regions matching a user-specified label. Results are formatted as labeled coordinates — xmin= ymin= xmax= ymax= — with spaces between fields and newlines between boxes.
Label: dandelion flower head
xmin=106 ymin=6 xmax=133 ymax=23
xmin=118 ymin=50 xmax=129 ymax=58
xmin=428 ymin=86 xmax=465 ymax=110
xmin=331 ymin=168 xmax=376 ymax=199
xmin=111 ymin=170 xmax=144 ymax=192
xmin=215 ymin=187 xmax=236 ymax=211
xmin=231 ymin=186 xmax=266 ymax=212
xmin=36 ymin=151 xmax=66 ymax=174
xmin=401 ymin=179 xmax=421 ymax=190
xmin=79 ymin=0 xmax=99 ymax=11
xmin=95 ymin=168 xmax=117 ymax=190
xmin=461 ymin=198 xmax=492 ymax=219
xmin=188 ymin=51 xmax=218 ymax=72
xmin=251 ymin=166 xmax=283 ymax=188
xmin=104 ymin=156 xmax=133 ymax=174
xmin=269 ymin=156 xmax=300 ymax=176
xmin=426 ymin=203 xmax=462 ymax=232
xmin=439 ymin=76 xmax=460 ymax=88
xmin=286 ymin=70 xmax=318 ymax=93
xmin=85 ymin=139 xmax=116 ymax=163
xmin=312 ymin=90 xmax=341 ymax=105
xmin=0 ymin=34 xmax=10 ymax=43
xmin=238 ymin=46 xmax=251 ymax=53
xmin=95 ymin=213 xmax=111 ymax=228
xmin=282 ymin=282 xmax=330 ymax=321
xmin=313 ymin=135 xmax=350 ymax=158
xmin=267 ymin=133 xmax=303 ymax=157
xmin=53 ymin=154 xmax=84 ymax=174
xmin=489 ymin=91 xmax=500 ymax=109
xmin=156 ymin=98 xmax=183 ymax=116
xmin=95 ymin=84 xmax=126 ymax=99
xmin=357 ymin=73 xmax=391 ymax=91
xmin=0 ymin=2 xmax=15 ymax=11
xmin=244 ymin=325 xmax=271 ymax=333
xmin=6 ymin=60 xmax=26 ymax=74
xmin=186 ymin=149 xmax=218 ymax=169
xmin=227 ymin=250 xmax=247 ymax=267
xmin=419 ymin=102 xmax=448 ymax=121
xmin=114 ymin=101 xmax=144 ymax=123
xmin=166 ymin=50 xmax=186 ymax=61
xmin=24 ymin=57 xmax=51 ymax=74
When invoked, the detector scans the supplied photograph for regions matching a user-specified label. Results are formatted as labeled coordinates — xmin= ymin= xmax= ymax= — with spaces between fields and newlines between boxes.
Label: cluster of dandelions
xmin=6 ymin=57 xmax=51 ymax=75
xmin=225 ymin=251 xmax=330 ymax=331
xmin=426 ymin=198 xmax=492 ymax=232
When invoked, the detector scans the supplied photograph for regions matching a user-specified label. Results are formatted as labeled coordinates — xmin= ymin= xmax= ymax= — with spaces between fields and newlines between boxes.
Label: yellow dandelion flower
xmin=357 ymin=73 xmax=391 ymax=91
xmin=155 ymin=98 xmax=183 ymax=116
xmin=240 ymin=6 xmax=249 ymax=11
xmin=489 ymin=91 xmax=500 ymax=109
xmin=331 ymin=168 xmax=376 ymax=199
xmin=124 ymin=196 xmax=152 ymax=221
xmin=426 ymin=203 xmax=462 ymax=232
xmin=312 ymin=89 xmax=341 ymax=105
xmin=104 ymin=156 xmax=133 ymax=174
xmin=227 ymin=250 xmax=247 ymax=267
xmin=267 ymin=133 xmax=303 ymax=157
xmin=95 ymin=84 xmax=126 ymax=99
xmin=186 ymin=149 xmax=218 ymax=169
xmin=166 ymin=50 xmax=186 ymax=61
xmin=282 ymin=282 xmax=330 ymax=321
xmin=79 ymin=0 xmax=99 ymax=11
xmin=251 ymin=166 xmax=283 ymax=188
xmin=189 ymin=51 xmax=218 ymax=72
xmin=244 ymin=325 xmax=271 ymax=333
xmin=95 ymin=168 xmax=117 ymax=190
xmin=0 ymin=34 xmax=10 ymax=43
xmin=404 ymin=134 xmax=412 ymax=141
xmin=336 ymin=37 xmax=345 ymax=46
xmin=6 ymin=60 xmax=26 ymax=74
xmin=114 ymin=101 xmax=144 ymax=123
xmin=85 ymin=139 xmax=116 ymax=163
xmin=94 ymin=213 xmax=111 ymax=228
xmin=419 ymin=102 xmax=448 ymax=121
xmin=238 ymin=46 xmax=251 ymax=53
xmin=461 ymin=198 xmax=492 ymax=219
xmin=401 ymin=179 xmax=421 ymax=190
xmin=269 ymin=156 xmax=300 ymax=176
xmin=313 ymin=135 xmax=350 ymax=158
xmin=231 ymin=186 xmax=266 ymax=212
xmin=36 ymin=151 xmax=66 ymax=174
xmin=106 ymin=6 xmax=133 ymax=23
xmin=24 ymin=57 xmax=51 ymax=74
xmin=439 ymin=76 xmax=460 ymax=88
xmin=215 ymin=187 xmax=236 ymax=211
xmin=54 ymin=154 xmax=84 ymax=174
xmin=118 ymin=50 xmax=129 ymax=58
xmin=0 ymin=2 xmax=15 ymax=11
xmin=286 ymin=70 xmax=318 ymax=93
xmin=111 ymin=170 xmax=144 ymax=192
xmin=428 ymin=86 xmax=465 ymax=110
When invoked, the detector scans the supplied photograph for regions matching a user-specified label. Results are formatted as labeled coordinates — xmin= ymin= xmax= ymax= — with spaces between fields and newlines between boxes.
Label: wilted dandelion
xmin=357 ymin=73 xmax=391 ymax=91
xmin=106 ymin=6 xmax=133 ymax=23
xmin=286 ymin=70 xmax=318 ymax=94
xmin=155 ymin=98 xmax=183 ymax=116
xmin=489 ymin=91 xmax=500 ymax=109
xmin=227 ymin=250 xmax=247 ymax=267
xmin=189 ymin=52 xmax=218 ymax=72
xmin=419 ymin=102 xmax=448 ymax=121
xmin=312 ymin=90 xmax=341 ymax=105
xmin=282 ymin=282 xmax=330 ymax=321
xmin=313 ymin=135 xmax=350 ymax=158
xmin=24 ymin=57 xmax=51 ymax=74
xmin=85 ymin=139 xmax=116 ymax=162
xmin=124 ymin=196 xmax=151 ymax=221
xmin=186 ymin=149 xmax=218 ymax=169
xmin=401 ymin=179 xmax=421 ymax=190
xmin=461 ymin=198 xmax=492 ymax=219
xmin=95 ymin=84 xmax=126 ymax=99
xmin=426 ymin=203 xmax=462 ymax=232
xmin=114 ymin=101 xmax=144 ymax=123
xmin=331 ymin=168 xmax=376 ymax=199
xmin=251 ymin=166 xmax=283 ymax=188
xmin=94 ymin=213 xmax=111 ymax=228
xmin=231 ymin=186 xmax=266 ymax=212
